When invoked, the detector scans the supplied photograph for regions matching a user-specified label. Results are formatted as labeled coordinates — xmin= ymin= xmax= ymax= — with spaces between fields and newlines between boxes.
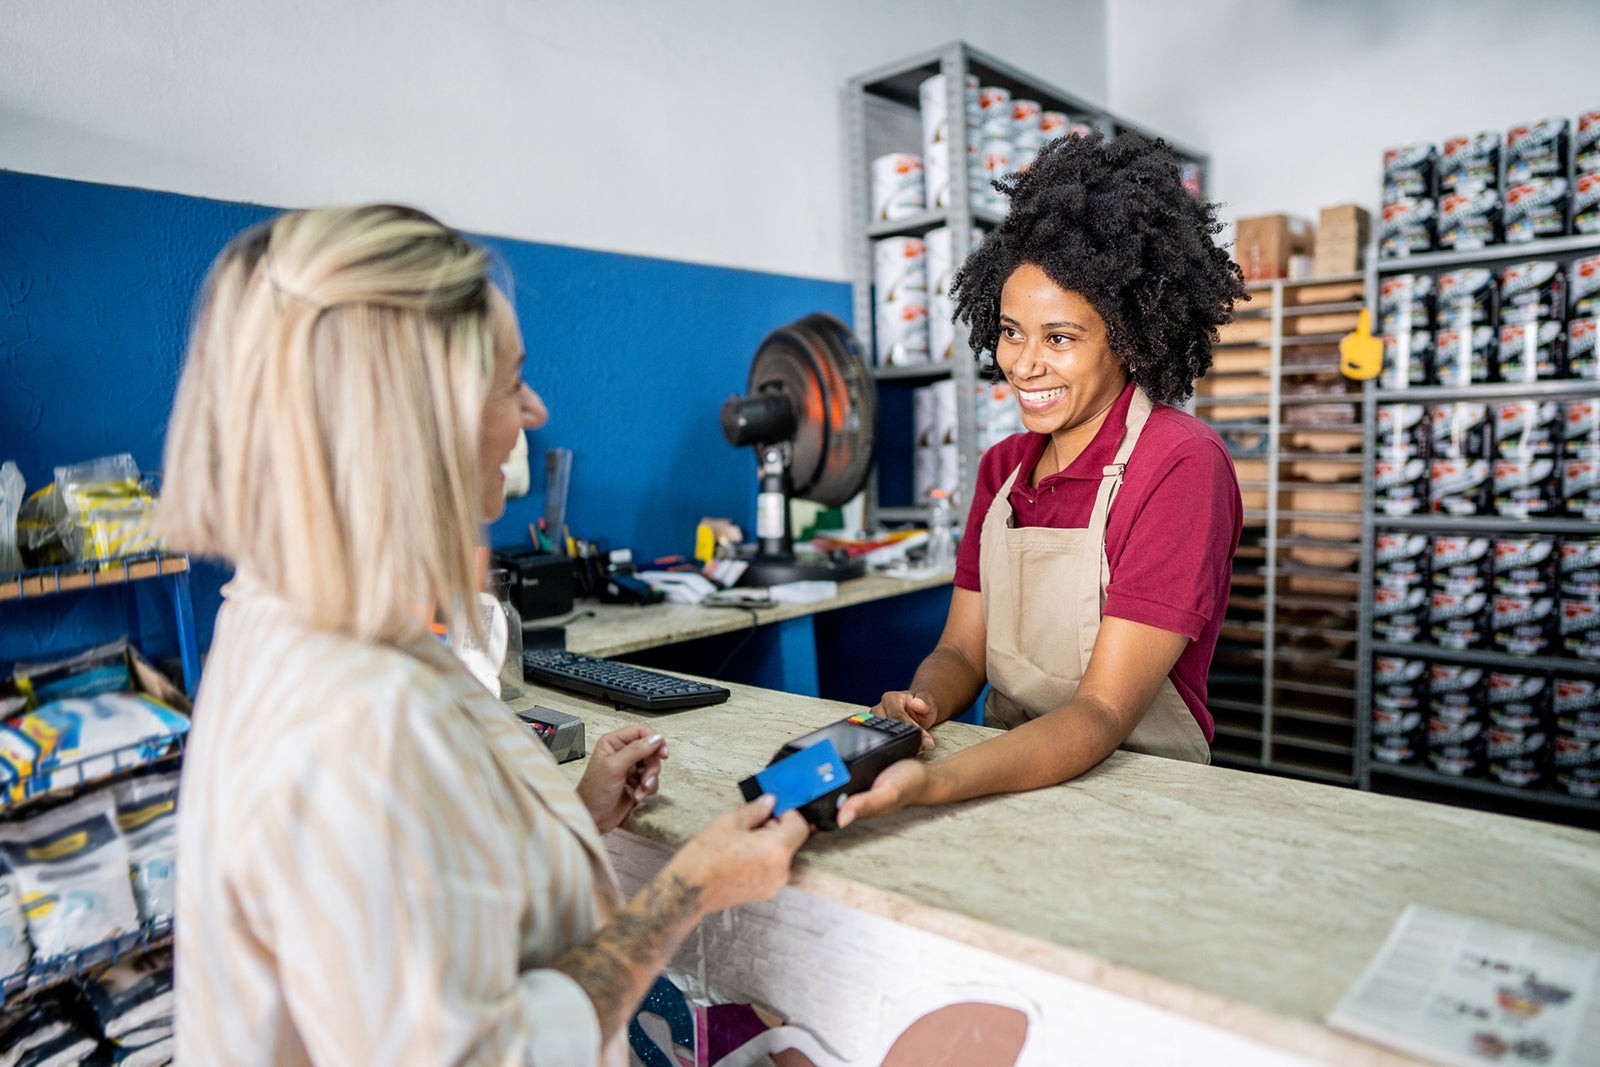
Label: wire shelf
xmin=0 ymin=553 xmax=190 ymax=603
xmin=0 ymin=918 xmax=173 ymax=1006
xmin=0 ymin=735 xmax=186 ymax=817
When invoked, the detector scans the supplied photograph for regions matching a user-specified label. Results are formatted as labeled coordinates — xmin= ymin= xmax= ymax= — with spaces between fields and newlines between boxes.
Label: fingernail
xmin=648 ymin=733 xmax=663 ymax=745
xmin=644 ymin=774 xmax=657 ymax=791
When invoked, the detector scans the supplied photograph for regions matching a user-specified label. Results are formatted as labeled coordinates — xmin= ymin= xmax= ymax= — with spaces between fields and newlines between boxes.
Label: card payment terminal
xmin=739 ymin=712 xmax=922 ymax=831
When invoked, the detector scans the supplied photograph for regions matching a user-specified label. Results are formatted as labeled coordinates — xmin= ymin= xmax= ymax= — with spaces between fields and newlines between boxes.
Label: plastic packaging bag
xmin=0 ymin=790 xmax=141 ymax=961
xmin=0 ymin=462 xmax=23 ymax=575
xmin=0 ymin=691 xmax=190 ymax=803
xmin=111 ymin=772 xmax=179 ymax=925
xmin=81 ymin=948 xmax=174 ymax=1041
xmin=51 ymin=454 xmax=161 ymax=563
xmin=0 ymin=868 xmax=33 ymax=977
xmin=12 ymin=638 xmax=132 ymax=708
xmin=15 ymin=485 xmax=71 ymax=567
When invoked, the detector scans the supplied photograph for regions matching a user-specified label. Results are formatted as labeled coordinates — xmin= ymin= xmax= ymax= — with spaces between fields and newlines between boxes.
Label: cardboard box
xmin=1235 ymin=214 xmax=1315 ymax=282
xmin=1319 ymin=203 xmax=1371 ymax=241
xmin=1313 ymin=237 xmax=1365 ymax=277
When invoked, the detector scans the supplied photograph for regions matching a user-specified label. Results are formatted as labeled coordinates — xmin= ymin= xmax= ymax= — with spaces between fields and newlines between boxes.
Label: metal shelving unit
xmin=1357 ymin=229 xmax=1600 ymax=823
xmin=846 ymin=42 xmax=1208 ymax=530
xmin=1197 ymin=274 xmax=1367 ymax=781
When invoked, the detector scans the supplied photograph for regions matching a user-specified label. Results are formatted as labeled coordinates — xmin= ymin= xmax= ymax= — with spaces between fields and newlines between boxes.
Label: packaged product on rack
xmin=1439 ymin=132 xmax=1500 ymax=192
xmin=1495 ymin=320 xmax=1565 ymax=383
xmin=1492 ymin=536 xmax=1559 ymax=596
xmin=1379 ymin=330 xmax=1434 ymax=389
xmin=1382 ymin=143 xmax=1436 ymax=203
xmin=0 ymin=994 xmax=100 ymax=1067
xmin=1430 ymin=539 xmax=1492 ymax=650
xmin=1574 ymin=171 xmax=1600 ymax=235
xmin=1489 ymin=670 xmax=1553 ymax=728
xmin=1436 ymin=187 xmax=1500 ymax=251
xmin=0 ymin=868 xmax=32 ymax=976
xmin=1379 ymin=274 xmax=1434 ymax=333
xmin=1486 ymin=719 xmax=1552 ymax=788
xmin=1568 ymin=318 xmax=1598 ymax=379
xmin=11 ymin=639 xmax=133 ymax=708
xmin=978 ymin=138 xmax=1014 ymax=214
xmin=1492 ymin=458 xmax=1560 ymax=520
xmin=0 ymin=691 xmax=190 ymax=804
xmin=81 ymin=948 xmax=174 ymax=1042
xmin=1433 ymin=325 xmax=1495 ymax=385
xmin=1500 ymin=261 xmax=1565 ymax=325
xmin=111 ymin=772 xmax=178 ymax=926
xmin=1039 ymin=110 xmax=1068 ymax=137
xmin=1562 ymin=404 xmax=1600 ymax=519
xmin=917 ymin=73 xmax=968 ymax=213
xmin=1504 ymin=178 xmax=1571 ymax=244
xmin=1560 ymin=536 xmax=1600 ymax=596
xmin=873 ymin=296 xmax=929 ymax=366
xmin=1560 ymin=595 xmax=1600 ymax=659
xmin=1578 ymin=111 xmax=1600 ymax=172
xmin=1426 ymin=703 xmax=1487 ymax=777
xmin=0 ymin=791 xmax=140 ymax=961
xmin=1492 ymin=590 xmax=1560 ymax=656
xmin=976 ymin=85 xmax=1011 ymax=140
xmin=923 ymin=227 xmax=955 ymax=362
xmin=15 ymin=486 xmax=72 ymax=569
xmin=1505 ymin=117 xmax=1570 ymax=183
xmin=871 ymin=236 xmax=927 ymax=305
xmin=1429 ymin=404 xmax=1492 ymax=515
xmin=1493 ymin=400 xmax=1561 ymax=458
xmin=1378 ymin=198 xmax=1436 ymax=259
xmin=1552 ymin=678 xmax=1600 ymax=796
xmin=52 ymin=453 xmax=162 ymax=564
xmin=1373 ymin=581 xmax=1429 ymax=644
xmin=1436 ymin=269 xmax=1497 ymax=331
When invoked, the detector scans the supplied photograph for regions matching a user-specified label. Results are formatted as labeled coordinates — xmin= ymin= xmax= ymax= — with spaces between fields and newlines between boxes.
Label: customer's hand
xmin=576 ymin=725 xmax=669 ymax=834
xmin=835 ymin=758 xmax=929 ymax=828
xmin=665 ymin=795 xmax=809 ymax=916
xmin=871 ymin=691 xmax=937 ymax=750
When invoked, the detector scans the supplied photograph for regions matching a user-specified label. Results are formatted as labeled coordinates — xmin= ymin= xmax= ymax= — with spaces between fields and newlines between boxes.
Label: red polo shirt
xmin=954 ymin=382 xmax=1241 ymax=738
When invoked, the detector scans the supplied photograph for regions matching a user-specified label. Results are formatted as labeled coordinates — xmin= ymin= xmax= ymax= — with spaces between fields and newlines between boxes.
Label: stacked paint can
xmin=917 ymin=73 xmax=978 ymax=213
xmin=869 ymin=152 xmax=924 ymax=224
xmin=973 ymin=379 xmax=1023 ymax=454
xmin=922 ymin=225 xmax=983 ymax=364
xmin=872 ymin=235 xmax=929 ymax=366
xmin=911 ymin=379 xmax=959 ymax=503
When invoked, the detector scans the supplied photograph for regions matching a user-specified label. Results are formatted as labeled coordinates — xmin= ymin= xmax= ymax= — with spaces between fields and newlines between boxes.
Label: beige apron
xmin=979 ymin=386 xmax=1211 ymax=764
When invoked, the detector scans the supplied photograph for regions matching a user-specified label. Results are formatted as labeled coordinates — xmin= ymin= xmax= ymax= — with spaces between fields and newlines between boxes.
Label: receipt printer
xmin=517 ymin=705 xmax=586 ymax=763
xmin=739 ymin=713 xmax=922 ymax=831
xmin=494 ymin=548 xmax=576 ymax=619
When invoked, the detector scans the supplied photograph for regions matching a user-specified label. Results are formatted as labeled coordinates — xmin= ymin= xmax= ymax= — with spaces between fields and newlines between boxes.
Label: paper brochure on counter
xmin=1327 ymin=905 xmax=1600 ymax=1067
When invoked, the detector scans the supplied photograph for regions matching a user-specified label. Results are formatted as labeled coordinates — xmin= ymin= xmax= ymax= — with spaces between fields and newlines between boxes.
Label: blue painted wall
xmin=0 ymin=170 xmax=945 ymax=703
xmin=0 ymin=171 xmax=843 ymax=650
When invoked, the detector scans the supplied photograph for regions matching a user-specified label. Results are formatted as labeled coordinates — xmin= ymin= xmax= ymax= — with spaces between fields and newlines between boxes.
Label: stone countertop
xmin=549 ymin=570 xmax=951 ymax=659
xmin=522 ymin=677 xmax=1600 ymax=1064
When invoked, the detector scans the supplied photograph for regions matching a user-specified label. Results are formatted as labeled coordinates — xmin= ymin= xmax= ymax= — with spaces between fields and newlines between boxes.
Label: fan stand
xmin=736 ymin=444 xmax=866 ymax=588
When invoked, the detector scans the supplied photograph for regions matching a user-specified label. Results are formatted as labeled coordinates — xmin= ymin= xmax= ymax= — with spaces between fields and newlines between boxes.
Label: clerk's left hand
xmin=576 ymin=725 xmax=669 ymax=834
xmin=835 ymin=758 xmax=929 ymax=828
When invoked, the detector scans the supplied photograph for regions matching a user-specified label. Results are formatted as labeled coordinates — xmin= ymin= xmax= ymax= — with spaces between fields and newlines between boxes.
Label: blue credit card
xmin=746 ymin=737 xmax=845 ymax=817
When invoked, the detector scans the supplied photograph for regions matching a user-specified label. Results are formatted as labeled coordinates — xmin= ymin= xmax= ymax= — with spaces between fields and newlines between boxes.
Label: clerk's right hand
xmin=667 ymin=795 xmax=809 ymax=915
xmin=836 ymin=758 xmax=929 ymax=828
xmin=872 ymin=690 xmax=937 ymax=750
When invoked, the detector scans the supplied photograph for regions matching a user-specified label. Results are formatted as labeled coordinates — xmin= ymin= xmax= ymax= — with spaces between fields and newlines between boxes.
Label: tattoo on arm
xmin=553 ymin=873 xmax=703 ymax=1040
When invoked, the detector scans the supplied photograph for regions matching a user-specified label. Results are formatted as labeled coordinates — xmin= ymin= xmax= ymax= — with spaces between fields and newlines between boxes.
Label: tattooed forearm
xmin=554 ymin=872 xmax=704 ymax=1041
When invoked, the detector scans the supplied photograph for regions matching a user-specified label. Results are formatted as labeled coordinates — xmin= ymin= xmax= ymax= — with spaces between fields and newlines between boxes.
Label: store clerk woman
xmin=841 ymin=133 xmax=1248 ymax=827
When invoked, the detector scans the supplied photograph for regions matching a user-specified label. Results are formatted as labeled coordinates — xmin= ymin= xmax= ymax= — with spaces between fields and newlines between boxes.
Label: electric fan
xmin=719 ymin=312 xmax=878 ymax=587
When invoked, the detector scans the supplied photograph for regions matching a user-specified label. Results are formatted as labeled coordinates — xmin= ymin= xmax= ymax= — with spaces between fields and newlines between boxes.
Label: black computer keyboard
xmin=522 ymin=648 xmax=731 ymax=712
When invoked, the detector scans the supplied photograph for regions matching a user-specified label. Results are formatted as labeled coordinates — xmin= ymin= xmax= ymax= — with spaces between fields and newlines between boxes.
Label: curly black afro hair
xmin=950 ymin=131 xmax=1246 ymax=405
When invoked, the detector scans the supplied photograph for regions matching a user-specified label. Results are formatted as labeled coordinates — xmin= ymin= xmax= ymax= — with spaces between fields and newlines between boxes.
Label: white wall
xmin=1107 ymin=0 xmax=1599 ymax=237
xmin=0 ymin=0 xmax=1109 ymax=281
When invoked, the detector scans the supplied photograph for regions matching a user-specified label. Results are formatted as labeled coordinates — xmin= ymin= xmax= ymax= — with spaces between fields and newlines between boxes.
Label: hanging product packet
xmin=111 ymin=772 xmax=179 ymax=925
xmin=0 ymin=691 xmax=189 ymax=803
xmin=12 ymin=638 xmax=133 ymax=707
xmin=0 ymin=790 xmax=141 ymax=961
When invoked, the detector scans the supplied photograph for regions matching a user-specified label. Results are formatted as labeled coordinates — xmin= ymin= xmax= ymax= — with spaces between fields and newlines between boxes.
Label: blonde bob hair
xmin=162 ymin=204 xmax=496 ymax=642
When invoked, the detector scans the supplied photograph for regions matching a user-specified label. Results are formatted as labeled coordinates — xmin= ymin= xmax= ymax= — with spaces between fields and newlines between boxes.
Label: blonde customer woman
xmin=163 ymin=204 xmax=807 ymax=1066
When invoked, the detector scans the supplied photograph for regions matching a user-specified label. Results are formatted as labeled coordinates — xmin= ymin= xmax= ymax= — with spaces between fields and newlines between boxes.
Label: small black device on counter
xmin=493 ymin=547 xmax=576 ymax=619
xmin=740 ymin=712 xmax=922 ymax=831
xmin=517 ymin=705 xmax=587 ymax=763
xmin=522 ymin=648 xmax=730 ymax=712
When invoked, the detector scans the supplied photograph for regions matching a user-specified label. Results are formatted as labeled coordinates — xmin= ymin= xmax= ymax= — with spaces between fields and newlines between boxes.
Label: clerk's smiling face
xmin=996 ymin=263 xmax=1128 ymax=439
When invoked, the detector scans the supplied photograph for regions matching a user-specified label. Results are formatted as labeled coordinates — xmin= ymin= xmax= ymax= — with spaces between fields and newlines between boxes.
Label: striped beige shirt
xmin=176 ymin=576 xmax=626 ymax=1065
